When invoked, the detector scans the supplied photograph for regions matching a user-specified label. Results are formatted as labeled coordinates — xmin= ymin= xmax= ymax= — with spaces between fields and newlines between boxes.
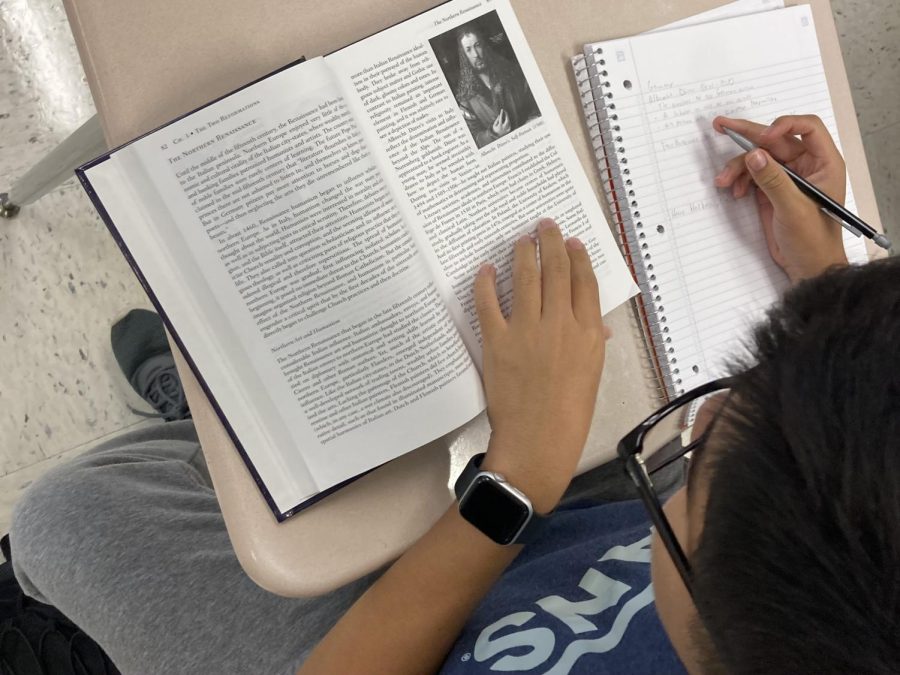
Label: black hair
xmin=455 ymin=23 xmax=492 ymax=103
xmin=692 ymin=256 xmax=900 ymax=674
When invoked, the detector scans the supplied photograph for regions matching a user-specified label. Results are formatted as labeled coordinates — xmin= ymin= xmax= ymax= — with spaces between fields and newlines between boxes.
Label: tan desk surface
xmin=63 ymin=0 xmax=882 ymax=596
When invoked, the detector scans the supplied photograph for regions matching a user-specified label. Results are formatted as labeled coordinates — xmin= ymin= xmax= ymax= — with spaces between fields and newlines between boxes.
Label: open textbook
xmin=77 ymin=0 xmax=636 ymax=520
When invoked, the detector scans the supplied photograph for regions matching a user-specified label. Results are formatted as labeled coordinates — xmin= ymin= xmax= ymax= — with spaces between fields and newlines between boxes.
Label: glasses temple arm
xmin=626 ymin=456 xmax=694 ymax=598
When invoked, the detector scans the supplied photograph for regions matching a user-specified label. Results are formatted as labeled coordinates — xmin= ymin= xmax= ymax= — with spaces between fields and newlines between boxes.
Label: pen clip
xmin=821 ymin=208 xmax=861 ymax=237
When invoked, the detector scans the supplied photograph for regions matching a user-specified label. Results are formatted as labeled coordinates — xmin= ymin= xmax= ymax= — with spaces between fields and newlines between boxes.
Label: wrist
xmin=480 ymin=437 xmax=569 ymax=515
xmin=792 ymin=249 xmax=848 ymax=283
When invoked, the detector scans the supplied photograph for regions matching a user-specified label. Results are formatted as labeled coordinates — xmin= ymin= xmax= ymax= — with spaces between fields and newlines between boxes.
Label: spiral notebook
xmin=572 ymin=4 xmax=868 ymax=401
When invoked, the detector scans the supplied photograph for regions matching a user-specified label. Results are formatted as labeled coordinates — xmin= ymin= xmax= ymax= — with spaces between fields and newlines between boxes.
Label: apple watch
xmin=454 ymin=453 xmax=549 ymax=545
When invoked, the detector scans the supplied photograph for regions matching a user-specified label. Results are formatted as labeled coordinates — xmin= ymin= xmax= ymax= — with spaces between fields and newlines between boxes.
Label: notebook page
xmin=586 ymin=5 xmax=866 ymax=395
xmin=645 ymin=0 xmax=783 ymax=33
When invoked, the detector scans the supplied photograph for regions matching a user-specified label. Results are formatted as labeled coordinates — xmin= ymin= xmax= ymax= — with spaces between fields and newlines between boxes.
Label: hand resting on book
xmin=475 ymin=217 xmax=609 ymax=515
xmin=712 ymin=114 xmax=849 ymax=284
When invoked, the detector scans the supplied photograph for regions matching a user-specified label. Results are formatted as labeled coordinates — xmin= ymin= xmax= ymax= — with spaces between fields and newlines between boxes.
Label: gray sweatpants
xmin=9 ymin=420 xmax=681 ymax=675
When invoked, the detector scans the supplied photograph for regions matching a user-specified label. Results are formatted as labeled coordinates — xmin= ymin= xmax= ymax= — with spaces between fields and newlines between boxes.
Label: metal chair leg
xmin=1 ymin=114 xmax=106 ymax=218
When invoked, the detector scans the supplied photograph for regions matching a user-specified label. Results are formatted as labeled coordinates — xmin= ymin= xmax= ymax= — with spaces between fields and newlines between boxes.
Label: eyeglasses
xmin=617 ymin=377 xmax=736 ymax=597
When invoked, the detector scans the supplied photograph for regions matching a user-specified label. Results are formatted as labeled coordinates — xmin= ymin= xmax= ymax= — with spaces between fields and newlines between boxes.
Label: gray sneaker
xmin=110 ymin=309 xmax=191 ymax=422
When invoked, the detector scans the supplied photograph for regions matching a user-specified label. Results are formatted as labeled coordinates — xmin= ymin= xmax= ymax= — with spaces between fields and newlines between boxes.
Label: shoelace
xmin=129 ymin=355 xmax=190 ymax=422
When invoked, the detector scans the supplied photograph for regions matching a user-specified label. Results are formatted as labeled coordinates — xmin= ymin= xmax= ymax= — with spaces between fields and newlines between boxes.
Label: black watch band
xmin=454 ymin=453 xmax=549 ymax=545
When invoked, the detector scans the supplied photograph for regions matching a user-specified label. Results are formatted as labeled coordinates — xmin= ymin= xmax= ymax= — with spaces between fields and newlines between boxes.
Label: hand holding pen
xmin=712 ymin=115 xmax=889 ymax=284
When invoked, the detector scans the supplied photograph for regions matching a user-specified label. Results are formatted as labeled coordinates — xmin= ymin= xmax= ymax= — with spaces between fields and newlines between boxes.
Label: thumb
xmin=744 ymin=149 xmax=806 ymax=221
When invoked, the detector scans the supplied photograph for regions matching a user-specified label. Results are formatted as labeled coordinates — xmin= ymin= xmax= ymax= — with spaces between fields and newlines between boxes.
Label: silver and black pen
xmin=722 ymin=127 xmax=891 ymax=251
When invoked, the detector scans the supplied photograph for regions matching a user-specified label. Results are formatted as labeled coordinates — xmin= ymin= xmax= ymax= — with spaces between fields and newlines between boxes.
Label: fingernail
xmin=538 ymin=218 xmax=557 ymax=232
xmin=714 ymin=166 xmax=729 ymax=181
xmin=747 ymin=149 xmax=767 ymax=171
xmin=478 ymin=263 xmax=494 ymax=276
xmin=566 ymin=237 xmax=584 ymax=250
xmin=518 ymin=233 xmax=533 ymax=245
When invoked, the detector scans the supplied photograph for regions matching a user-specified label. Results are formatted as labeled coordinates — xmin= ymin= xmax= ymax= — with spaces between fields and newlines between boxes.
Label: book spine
xmin=572 ymin=50 xmax=678 ymax=402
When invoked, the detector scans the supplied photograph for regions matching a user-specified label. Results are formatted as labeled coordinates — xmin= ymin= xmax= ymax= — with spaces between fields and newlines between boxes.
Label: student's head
xmin=457 ymin=27 xmax=486 ymax=72
xmin=652 ymin=256 xmax=900 ymax=673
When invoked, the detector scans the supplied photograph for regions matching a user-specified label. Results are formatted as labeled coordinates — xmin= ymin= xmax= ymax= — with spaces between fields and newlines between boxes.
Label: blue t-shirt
xmin=439 ymin=500 xmax=685 ymax=674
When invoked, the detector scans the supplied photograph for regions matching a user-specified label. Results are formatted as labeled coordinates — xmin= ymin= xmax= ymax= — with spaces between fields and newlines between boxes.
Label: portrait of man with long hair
xmin=431 ymin=12 xmax=540 ymax=148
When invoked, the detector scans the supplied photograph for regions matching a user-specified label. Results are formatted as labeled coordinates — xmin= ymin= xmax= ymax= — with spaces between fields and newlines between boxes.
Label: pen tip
xmin=874 ymin=233 xmax=892 ymax=251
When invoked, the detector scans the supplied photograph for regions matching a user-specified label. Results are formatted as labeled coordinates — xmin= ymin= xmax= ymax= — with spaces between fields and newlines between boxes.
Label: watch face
xmin=459 ymin=476 xmax=531 ymax=545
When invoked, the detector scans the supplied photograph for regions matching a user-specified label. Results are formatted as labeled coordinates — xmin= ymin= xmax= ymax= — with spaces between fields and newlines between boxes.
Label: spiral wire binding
xmin=572 ymin=49 xmax=679 ymax=403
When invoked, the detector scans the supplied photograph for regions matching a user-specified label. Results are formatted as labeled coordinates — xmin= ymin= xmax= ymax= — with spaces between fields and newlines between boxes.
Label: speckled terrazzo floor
xmin=0 ymin=0 xmax=898 ymax=538
xmin=0 ymin=0 xmax=155 ymax=537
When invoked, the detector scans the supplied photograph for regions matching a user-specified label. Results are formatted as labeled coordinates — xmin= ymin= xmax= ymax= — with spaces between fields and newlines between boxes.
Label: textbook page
xmin=585 ymin=5 xmax=868 ymax=396
xmin=326 ymin=0 xmax=638 ymax=357
xmin=113 ymin=56 xmax=486 ymax=507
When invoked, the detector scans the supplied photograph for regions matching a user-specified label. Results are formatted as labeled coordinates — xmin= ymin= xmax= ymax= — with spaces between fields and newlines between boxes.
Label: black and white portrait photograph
xmin=429 ymin=11 xmax=541 ymax=149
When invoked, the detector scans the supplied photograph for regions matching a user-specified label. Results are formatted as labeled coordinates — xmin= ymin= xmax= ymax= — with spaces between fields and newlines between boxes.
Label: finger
xmin=732 ymin=172 xmax=753 ymax=199
xmin=714 ymin=153 xmax=748 ymax=188
xmin=474 ymin=263 xmax=505 ymax=340
xmin=537 ymin=218 xmax=572 ymax=316
xmin=510 ymin=234 xmax=541 ymax=325
xmin=744 ymin=149 xmax=809 ymax=223
xmin=713 ymin=115 xmax=804 ymax=163
xmin=566 ymin=237 xmax=602 ymax=327
xmin=755 ymin=189 xmax=785 ymax=268
xmin=761 ymin=115 xmax=841 ymax=163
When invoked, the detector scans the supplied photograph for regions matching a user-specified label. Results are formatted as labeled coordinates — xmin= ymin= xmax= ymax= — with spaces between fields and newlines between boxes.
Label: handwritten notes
xmin=585 ymin=5 xmax=866 ymax=395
